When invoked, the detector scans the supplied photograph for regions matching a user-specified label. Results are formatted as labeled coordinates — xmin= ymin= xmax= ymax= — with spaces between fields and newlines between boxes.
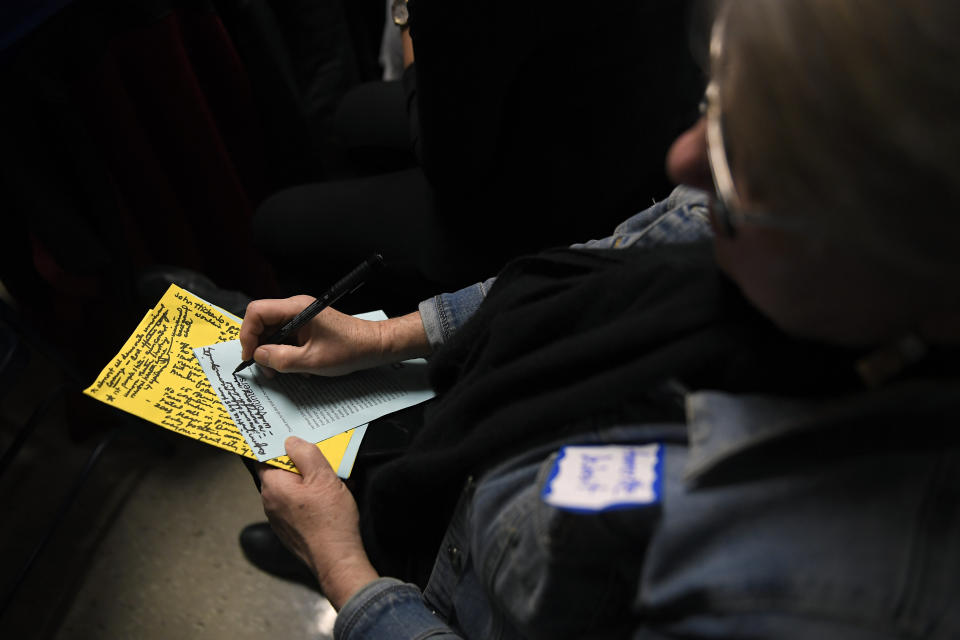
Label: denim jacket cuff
xmin=418 ymin=298 xmax=447 ymax=350
xmin=418 ymin=278 xmax=494 ymax=349
xmin=334 ymin=577 xmax=455 ymax=639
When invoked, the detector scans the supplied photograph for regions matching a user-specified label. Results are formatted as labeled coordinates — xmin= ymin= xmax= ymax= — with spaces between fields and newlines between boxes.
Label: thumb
xmin=255 ymin=344 xmax=311 ymax=373
xmin=284 ymin=436 xmax=334 ymax=480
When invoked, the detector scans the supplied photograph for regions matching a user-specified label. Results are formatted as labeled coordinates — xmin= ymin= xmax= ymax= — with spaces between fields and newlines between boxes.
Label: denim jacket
xmin=335 ymin=384 xmax=960 ymax=639
xmin=334 ymin=187 xmax=960 ymax=638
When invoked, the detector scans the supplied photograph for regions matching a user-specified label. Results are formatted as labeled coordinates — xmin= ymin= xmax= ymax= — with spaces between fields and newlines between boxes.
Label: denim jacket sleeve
xmin=334 ymin=577 xmax=462 ymax=639
xmin=418 ymin=277 xmax=496 ymax=349
xmin=417 ymin=186 xmax=712 ymax=348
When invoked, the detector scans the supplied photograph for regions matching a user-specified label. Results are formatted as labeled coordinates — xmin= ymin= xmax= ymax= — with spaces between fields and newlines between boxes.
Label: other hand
xmin=259 ymin=436 xmax=379 ymax=609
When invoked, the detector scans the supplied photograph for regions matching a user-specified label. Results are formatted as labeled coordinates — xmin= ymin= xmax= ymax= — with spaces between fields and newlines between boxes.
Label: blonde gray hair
xmin=714 ymin=0 xmax=960 ymax=281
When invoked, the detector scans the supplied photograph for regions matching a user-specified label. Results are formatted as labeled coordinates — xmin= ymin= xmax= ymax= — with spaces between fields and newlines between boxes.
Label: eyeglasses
xmin=703 ymin=15 xmax=809 ymax=238
xmin=703 ymin=80 xmax=741 ymax=237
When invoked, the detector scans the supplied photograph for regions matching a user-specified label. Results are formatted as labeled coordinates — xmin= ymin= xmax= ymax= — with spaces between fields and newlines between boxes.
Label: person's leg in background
xmin=253 ymin=166 xmax=441 ymax=317
xmin=252 ymin=72 xmax=450 ymax=317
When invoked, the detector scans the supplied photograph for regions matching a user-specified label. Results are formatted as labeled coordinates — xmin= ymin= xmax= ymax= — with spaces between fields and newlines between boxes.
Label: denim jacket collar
xmin=683 ymin=391 xmax=828 ymax=483
xmin=684 ymin=380 xmax=960 ymax=485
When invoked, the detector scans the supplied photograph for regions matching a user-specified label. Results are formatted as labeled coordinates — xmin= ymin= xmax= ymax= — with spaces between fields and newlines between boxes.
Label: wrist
xmin=379 ymin=311 xmax=431 ymax=362
xmin=315 ymin=555 xmax=380 ymax=611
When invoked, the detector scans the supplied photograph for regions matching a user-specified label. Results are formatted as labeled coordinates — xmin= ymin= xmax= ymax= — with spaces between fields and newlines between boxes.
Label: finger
xmin=253 ymin=460 xmax=272 ymax=481
xmin=258 ymin=463 xmax=301 ymax=498
xmin=240 ymin=296 xmax=316 ymax=360
xmin=255 ymin=344 xmax=317 ymax=374
xmin=284 ymin=436 xmax=334 ymax=482
xmin=258 ymin=467 xmax=290 ymax=500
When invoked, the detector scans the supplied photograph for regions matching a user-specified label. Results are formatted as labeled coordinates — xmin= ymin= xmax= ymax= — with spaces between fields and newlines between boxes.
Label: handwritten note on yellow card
xmin=83 ymin=285 xmax=359 ymax=474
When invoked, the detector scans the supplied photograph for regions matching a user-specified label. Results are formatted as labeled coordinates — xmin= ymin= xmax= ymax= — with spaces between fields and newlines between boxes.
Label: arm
xmin=416 ymin=187 xmax=714 ymax=349
xmin=239 ymin=296 xmax=431 ymax=376
xmin=402 ymin=27 xmax=414 ymax=69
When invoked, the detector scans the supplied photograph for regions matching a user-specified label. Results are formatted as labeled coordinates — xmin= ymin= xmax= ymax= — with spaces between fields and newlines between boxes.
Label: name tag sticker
xmin=541 ymin=444 xmax=663 ymax=512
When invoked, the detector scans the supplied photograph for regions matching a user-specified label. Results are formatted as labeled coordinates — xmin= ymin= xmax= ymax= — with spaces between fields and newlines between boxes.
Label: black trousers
xmin=251 ymin=80 xmax=462 ymax=316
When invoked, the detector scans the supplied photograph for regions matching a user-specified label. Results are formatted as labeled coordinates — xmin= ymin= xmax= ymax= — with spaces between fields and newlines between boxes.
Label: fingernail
xmin=256 ymin=347 xmax=271 ymax=367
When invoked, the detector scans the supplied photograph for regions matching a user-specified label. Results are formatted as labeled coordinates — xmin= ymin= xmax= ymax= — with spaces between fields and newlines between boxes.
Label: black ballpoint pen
xmin=233 ymin=253 xmax=385 ymax=375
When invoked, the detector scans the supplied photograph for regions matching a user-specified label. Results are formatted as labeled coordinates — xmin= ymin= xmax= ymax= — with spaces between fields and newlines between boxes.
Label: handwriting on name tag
xmin=542 ymin=444 xmax=662 ymax=512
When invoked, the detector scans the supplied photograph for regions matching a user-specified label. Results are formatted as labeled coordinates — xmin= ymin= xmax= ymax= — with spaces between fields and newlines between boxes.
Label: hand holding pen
xmin=235 ymin=254 xmax=385 ymax=376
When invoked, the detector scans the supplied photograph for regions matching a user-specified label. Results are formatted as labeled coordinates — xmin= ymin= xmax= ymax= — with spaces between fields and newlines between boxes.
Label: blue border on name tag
xmin=542 ymin=446 xmax=567 ymax=497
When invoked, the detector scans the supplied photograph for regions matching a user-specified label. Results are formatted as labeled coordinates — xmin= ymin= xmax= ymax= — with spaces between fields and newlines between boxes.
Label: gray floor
xmin=1 ymin=291 xmax=336 ymax=639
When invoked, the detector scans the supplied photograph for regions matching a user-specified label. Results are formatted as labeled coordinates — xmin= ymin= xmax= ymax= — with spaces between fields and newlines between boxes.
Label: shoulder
xmin=574 ymin=186 xmax=712 ymax=250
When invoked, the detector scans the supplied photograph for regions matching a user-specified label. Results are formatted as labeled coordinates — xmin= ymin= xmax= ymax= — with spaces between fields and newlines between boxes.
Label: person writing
xmin=240 ymin=0 xmax=960 ymax=636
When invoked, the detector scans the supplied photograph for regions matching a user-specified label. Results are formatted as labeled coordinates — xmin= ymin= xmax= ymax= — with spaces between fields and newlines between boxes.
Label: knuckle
xmin=261 ymin=485 xmax=288 ymax=509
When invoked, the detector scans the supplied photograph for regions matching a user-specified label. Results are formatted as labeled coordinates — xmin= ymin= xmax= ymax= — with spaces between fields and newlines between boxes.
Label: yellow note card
xmin=84 ymin=285 xmax=358 ymax=474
